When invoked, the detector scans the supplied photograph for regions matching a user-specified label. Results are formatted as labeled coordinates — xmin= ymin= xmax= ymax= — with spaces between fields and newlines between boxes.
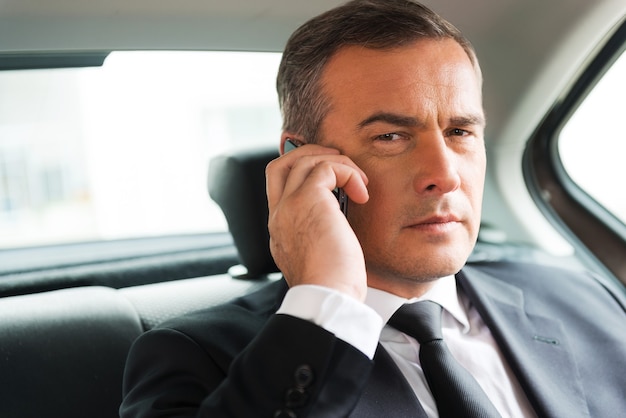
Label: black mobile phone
xmin=284 ymin=139 xmax=349 ymax=216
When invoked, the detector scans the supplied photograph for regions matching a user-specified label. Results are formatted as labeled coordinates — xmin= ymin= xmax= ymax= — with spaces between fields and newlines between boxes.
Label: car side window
xmin=558 ymin=49 xmax=626 ymax=224
xmin=524 ymin=22 xmax=626 ymax=283
xmin=0 ymin=51 xmax=282 ymax=248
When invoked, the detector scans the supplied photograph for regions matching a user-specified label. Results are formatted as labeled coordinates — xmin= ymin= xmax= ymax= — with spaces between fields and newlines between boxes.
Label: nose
xmin=412 ymin=134 xmax=461 ymax=195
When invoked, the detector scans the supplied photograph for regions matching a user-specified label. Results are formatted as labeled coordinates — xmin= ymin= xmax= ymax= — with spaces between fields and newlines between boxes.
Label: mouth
xmin=404 ymin=214 xmax=463 ymax=232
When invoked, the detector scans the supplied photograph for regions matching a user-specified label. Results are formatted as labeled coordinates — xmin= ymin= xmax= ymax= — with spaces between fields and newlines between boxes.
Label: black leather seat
xmin=208 ymin=146 xmax=280 ymax=276
xmin=0 ymin=287 xmax=142 ymax=418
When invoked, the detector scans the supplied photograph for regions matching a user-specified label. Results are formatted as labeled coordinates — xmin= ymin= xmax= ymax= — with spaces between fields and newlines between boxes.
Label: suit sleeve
xmin=120 ymin=314 xmax=374 ymax=418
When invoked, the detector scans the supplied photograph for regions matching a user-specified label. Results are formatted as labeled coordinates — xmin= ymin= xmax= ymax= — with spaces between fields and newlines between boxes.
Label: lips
xmin=402 ymin=214 xmax=465 ymax=236
xmin=406 ymin=214 xmax=461 ymax=228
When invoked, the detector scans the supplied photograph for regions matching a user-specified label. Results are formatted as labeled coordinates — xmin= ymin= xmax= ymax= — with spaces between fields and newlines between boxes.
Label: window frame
xmin=523 ymin=19 xmax=626 ymax=285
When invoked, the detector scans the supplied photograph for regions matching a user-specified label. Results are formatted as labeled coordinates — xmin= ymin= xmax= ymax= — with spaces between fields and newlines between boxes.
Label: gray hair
xmin=276 ymin=0 xmax=481 ymax=143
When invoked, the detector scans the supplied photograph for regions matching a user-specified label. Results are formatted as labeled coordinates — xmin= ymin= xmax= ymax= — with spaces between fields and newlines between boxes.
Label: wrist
xmin=277 ymin=285 xmax=383 ymax=359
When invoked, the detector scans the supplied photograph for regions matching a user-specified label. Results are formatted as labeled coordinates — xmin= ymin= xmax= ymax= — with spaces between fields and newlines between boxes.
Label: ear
xmin=280 ymin=132 xmax=304 ymax=155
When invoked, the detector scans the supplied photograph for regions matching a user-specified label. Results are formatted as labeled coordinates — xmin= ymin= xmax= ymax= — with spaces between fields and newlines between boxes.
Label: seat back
xmin=0 ymin=287 xmax=142 ymax=418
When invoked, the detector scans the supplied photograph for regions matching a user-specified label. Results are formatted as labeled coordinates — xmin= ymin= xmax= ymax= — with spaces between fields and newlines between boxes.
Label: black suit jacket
xmin=120 ymin=262 xmax=626 ymax=417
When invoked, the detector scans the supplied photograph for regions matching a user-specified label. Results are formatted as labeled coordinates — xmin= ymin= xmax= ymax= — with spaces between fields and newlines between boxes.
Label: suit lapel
xmin=350 ymin=345 xmax=427 ymax=418
xmin=458 ymin=265 xmax=590 ymax=418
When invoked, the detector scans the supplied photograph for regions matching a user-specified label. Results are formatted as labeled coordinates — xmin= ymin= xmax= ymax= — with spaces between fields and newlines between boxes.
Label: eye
xmin=375 ymin=132 xmax=404 ymax=141
xmin=370 ymin=131 xmax=411 ymax=156
xmin=448 ymin=128 xmax=471 ymax=137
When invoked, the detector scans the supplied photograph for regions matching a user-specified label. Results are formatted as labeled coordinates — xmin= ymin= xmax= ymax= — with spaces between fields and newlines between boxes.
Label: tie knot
xmin=388 ymin=300 xmax=443 ymax=344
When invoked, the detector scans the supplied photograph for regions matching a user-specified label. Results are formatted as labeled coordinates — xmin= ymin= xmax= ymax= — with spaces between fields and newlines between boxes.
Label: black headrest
xmin=208 ymin=147 xmax=280 ymax=277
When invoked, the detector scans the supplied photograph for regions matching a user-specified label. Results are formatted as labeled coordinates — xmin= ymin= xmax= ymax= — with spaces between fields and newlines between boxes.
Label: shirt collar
xmin=365 ymin=275 xmax=470 ymax=332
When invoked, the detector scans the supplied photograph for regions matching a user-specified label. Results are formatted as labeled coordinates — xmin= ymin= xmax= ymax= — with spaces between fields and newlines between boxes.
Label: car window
xmin=558 ymin=49 xmax=626 ymax=224
xmin=0 ymin=51 xmax=282 ymax=248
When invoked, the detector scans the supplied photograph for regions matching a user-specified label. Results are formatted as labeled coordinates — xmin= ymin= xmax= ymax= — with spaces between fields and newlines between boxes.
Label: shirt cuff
xmin=276 ymin=285 xmax=383 ymax=359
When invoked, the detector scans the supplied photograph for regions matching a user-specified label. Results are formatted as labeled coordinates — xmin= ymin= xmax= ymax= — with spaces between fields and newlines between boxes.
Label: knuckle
xmin=265 ymin=159 xmax=279 ymax=175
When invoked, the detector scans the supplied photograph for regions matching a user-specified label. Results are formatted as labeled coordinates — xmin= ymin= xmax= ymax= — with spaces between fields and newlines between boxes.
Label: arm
xmin=267 ymin=140 xmax=370 ymax=301
xmin=120 ymin=314 xmax=373 ymax=418
xmin=122 ymin=143 xmax=375 ymax=417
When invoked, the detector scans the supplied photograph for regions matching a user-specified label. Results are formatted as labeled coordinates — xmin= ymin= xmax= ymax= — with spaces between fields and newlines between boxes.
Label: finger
xmin=335 ymin=164 xmax=370 ymax=204
xmin=267 ymin=145 xmax=344 ymax=210
xmin=288 ymin=159 xmax=369 ymax=203
xmin=281 ymin=154 xmax=367 ymax=196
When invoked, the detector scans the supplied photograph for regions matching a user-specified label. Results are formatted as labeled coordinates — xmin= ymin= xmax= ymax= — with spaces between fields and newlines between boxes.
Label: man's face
xmin=318 ymin=39 xmax=486 ymax=294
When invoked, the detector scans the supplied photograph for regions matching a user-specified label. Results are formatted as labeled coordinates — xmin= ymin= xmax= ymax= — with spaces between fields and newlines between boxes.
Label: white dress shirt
xmin=277 ymin=277 xmax=536 ymax=417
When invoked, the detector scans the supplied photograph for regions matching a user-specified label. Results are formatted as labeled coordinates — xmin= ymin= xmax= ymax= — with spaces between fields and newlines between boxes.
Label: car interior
xmin=0 ymin=1 xmax=625 ymax=417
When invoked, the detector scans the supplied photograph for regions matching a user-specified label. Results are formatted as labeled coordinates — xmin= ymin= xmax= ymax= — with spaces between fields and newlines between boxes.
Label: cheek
xmin=349 ymin=179 xmax=387 ymax=222
xmin=348 ymin=167 xmax=400 ymax=234
xmin=463 ymin=162 xmax=486 ymax=228
xmin=355 ymin=160 xmax=401 ymax=212
xmin=469 ymin=156 xmax=486 ymax=204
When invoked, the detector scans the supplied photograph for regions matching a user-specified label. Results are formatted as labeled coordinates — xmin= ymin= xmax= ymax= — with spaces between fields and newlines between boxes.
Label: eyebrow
xmin=357 ymin=112 xmax=422 ymax=130
xmin=356 ymin=112 xmax=486 ymax=130
xmin=449 ymin=114 xmax=486 ymax=128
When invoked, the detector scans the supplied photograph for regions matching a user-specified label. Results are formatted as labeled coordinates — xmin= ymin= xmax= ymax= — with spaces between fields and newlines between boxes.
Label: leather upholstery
xmin=0 ymin=287 xmax=142 ymax=418
xmin=208 ymin=146 xmax=280 ymax=276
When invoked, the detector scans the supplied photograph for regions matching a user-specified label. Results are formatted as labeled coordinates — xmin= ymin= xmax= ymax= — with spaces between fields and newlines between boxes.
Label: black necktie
xmin=388 ymin=301 xmax=502 ymax=418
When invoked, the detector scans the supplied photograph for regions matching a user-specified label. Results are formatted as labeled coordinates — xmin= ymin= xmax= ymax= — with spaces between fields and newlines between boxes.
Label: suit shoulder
xmin=467 ymin=260 xmax=596 ymax=287
xmin=154 ymin=279 xmax=288 ymax=350
xmin=463 ymin=260 xmax=626 ymax=311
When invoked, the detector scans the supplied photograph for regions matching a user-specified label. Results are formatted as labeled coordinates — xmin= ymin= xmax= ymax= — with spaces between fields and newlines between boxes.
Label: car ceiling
xmin=1 ymin=0 xmax=625 ymax=252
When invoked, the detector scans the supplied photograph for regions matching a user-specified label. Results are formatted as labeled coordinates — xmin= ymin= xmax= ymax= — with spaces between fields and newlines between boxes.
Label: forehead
xmin=320 ymin=39 xmax=483 ymax=116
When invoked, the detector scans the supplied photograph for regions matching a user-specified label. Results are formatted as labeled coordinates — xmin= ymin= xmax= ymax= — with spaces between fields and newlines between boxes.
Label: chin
xmin=363 ymin=232 xmax=476 ymax=280
xmin=405 ymin=248 xmax=469 ymax=280
xmin=368 ymin=250 xmax=469 ymax=283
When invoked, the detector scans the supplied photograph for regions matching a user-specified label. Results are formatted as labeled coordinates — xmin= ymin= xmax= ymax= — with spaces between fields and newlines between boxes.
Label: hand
xmin=266 ymin=144 xmax=369 ymax=301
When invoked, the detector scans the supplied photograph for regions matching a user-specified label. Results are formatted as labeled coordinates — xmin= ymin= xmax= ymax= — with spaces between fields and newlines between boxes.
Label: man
xmin=120 ymin=1 xmax=626 ymax=417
